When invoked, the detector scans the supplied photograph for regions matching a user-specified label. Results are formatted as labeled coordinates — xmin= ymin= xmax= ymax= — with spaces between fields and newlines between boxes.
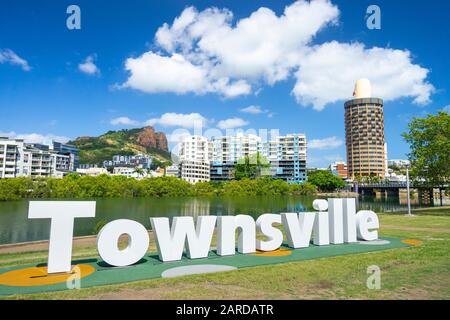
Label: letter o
xmin=97 ymin=219 xmax=149 ymax=267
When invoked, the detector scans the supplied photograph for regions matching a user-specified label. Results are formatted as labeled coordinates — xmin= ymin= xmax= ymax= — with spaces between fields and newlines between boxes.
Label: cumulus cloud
xmin=78 ymin=55 xmax=100 ymax=75
xmin=119 ymin=0 xmax=434 ymax=110
xmin=442 ymin=105 xmax=450 ymax=113
xmin=308 ymin=136 xmax=343 ymax=150
xmin=110 ymin=117 xmax=140 ymax=126
xmin=0 ymin=49 xmax=30 ymax=71
xmin=145 ymin=112 xmax=208 ymax=128
xmin=0 ymin=131 xmax=70 ymax=144
xmin=217 ymin=117 xmax=249 ymax=129
xmin=240 ymin=105 xmax=266 ymax=114
xmin=293 ymin=42 xmax=434 ymax=110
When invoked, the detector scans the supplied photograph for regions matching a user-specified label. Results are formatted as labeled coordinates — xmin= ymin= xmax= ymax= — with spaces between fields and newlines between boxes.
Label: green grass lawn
xmin=1 ymin=209 xmax=449 ymax=300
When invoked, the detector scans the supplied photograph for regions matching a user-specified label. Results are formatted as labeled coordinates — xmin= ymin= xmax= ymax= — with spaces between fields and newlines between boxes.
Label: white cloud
xmin=0 ymin=131 xmax=70 ymax=144
xmin=217 ymin=117 xmax=249 ymax=129
xmin=167 ymin=130 xmax=192 ymax=143
xmin=240 ymin=105 xmax=265 ymax=114
xmin=120 ymin=0 xmax=434 ymax=110
xmin=293 ymin=42 xmax=434 ymax=110
xmin=78 ymin=55 xmax=100 ymax=75
xmin=110 ymin=117 xmax=140 ymax=126
xmin=121 ymin=0 xmax=338 ymax=98
xmin=0 ymin=49 xmax=30 ymax=71
xmin=443 ymin=105 xmax=450 ymax=113
xmin=308 ymin=136 xmax=343 ymax=150
xmin=145 ymin=112 xmax=208 ymax=128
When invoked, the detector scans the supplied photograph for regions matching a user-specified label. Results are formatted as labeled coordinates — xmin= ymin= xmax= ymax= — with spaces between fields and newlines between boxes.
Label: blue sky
xmin=0 ymin=0 xmax=449 ymax=167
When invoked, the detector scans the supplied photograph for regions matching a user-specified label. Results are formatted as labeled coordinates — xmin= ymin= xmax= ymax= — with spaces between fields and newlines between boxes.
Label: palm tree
xmin=133 ymin=167 xmax=145 ymax=178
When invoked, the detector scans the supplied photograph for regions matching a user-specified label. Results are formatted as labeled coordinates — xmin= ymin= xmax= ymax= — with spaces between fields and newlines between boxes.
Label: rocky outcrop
xmin=135 ymin=127 xmax=168 ymax=151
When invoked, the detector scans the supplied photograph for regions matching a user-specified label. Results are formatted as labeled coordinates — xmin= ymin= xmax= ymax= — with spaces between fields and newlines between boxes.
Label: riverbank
xmin=0 ymin=175 xmax=318 ymax=201
xmin=1 ymin=211 xmax=449 ymax=299
xmin=317 ymin=191 xmax=359 ymax=197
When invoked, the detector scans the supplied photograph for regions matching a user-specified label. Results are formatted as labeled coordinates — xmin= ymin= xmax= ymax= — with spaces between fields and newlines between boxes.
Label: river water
xmin=0 ymin=195 xmax=432 ymax=245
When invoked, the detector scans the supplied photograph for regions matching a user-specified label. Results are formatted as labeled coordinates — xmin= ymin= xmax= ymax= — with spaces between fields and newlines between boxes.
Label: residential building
xmin=211 ymin=134 xmax=262 ymax=164
xmin=113 ymin=166 xmax=148 ymax=179
xmin=179 ymin=136 xmax=212 ymax=162
xmin=165 ymin=164 xmax=180 ymax=178
xmin=0 ymin=137 xmax=78 ymax=179
xmin=387 ymin=159 xmax=410 ymax=168
xmin=180 ymin=160 xmax=210 ymax=183
xmin=103 ymin=154 xmax=152 ymax=169
xmin=345 ymin=79 xmax=386 ymax=180
xmin=266 ymin=134 xmax=307 ymax=184
xmin=76 ymin=167 xmax=108 ymax=176
xmin=329 ymin=161 xmax=348 ymax=179
xmin=51 ymin=141 xmax=80 ymax=171
xmin=0 ymin=137 xmax=25 ymax=178
xmin=210 ymin=163 xmax=235 ymax=181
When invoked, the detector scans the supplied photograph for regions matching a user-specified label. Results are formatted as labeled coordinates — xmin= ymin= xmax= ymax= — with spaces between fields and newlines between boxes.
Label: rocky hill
xmin=69 ymin=127 xmax=171 ymax=165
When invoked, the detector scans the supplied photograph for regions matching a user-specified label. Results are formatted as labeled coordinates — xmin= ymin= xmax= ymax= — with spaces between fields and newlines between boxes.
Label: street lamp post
xmin=406 ymin=166 xmax=412 ymax=216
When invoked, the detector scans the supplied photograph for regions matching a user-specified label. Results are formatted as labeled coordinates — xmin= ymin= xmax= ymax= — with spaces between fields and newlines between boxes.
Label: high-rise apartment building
xmin=0 ymin=138 xmax=25 ymax=178
xmin=178 ymin=136 xmax=212 ymax=183
xmin=265 ymin=134 xmax=307 ymax=183
xmin=345 ymin=79 xmax=386 ymax=180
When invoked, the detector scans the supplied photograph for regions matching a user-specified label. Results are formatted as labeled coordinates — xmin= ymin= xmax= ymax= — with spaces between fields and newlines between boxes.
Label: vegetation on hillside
xmin=70 ymin=127 xmax=171 ymax=165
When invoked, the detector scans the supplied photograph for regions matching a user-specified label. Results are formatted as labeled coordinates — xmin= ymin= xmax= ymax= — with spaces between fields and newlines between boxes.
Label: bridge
xmin=348 ymin=182 xmax=442 ymax=205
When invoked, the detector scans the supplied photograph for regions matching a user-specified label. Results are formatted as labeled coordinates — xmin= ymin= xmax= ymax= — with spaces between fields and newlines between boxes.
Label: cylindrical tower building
xmin=345 ymin=79 xmax=386 ymax=180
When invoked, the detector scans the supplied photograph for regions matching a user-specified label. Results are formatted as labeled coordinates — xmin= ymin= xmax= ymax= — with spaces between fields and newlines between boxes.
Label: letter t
xmin=28 ymin=201 xmax=96 ymax=273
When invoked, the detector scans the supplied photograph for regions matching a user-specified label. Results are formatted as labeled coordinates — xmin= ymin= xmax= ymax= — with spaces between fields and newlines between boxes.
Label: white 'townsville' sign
xmin=28 ymin=198 xmax=379 ymax=274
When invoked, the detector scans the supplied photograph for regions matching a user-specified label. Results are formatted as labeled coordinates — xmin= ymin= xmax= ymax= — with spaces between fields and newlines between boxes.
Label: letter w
xmin=150 ymin=216 xmax=217 ymax=262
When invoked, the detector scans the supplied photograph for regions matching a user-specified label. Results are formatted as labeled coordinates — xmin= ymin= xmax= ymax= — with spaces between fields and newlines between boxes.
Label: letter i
xmin=313 ymin=200 xmax=330 ymax=246
xmin=343 ymin=198 xmax=357 ymax=243
xmin=328 ymin=199 xmax=344 ymax=244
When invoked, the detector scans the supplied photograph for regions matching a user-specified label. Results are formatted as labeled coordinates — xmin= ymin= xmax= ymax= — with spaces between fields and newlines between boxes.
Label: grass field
xmin=1 ymin=208 xmax=449 ymax=300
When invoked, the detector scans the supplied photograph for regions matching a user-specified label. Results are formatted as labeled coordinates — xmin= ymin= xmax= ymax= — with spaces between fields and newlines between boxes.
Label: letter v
xmin=281 ymin=212 xmax=315 ymax=248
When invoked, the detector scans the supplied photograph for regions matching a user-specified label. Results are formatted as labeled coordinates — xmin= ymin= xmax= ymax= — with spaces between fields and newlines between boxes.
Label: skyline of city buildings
xmin=1 ymin=77 xmax=406 ymax=184
xmin=173 ymin=133 xmax=307 ymax=184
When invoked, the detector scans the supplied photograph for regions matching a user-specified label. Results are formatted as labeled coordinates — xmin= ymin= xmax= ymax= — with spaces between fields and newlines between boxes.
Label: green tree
xmin=235 ymin=152 xmax=271 ymax=180
xmin=133 ymin=167 xmax=145 ymax=178
xmin=307 ymin=170 xmax=346 ymax=192
xmin=402 ymin=111 xmax=450 ymax=201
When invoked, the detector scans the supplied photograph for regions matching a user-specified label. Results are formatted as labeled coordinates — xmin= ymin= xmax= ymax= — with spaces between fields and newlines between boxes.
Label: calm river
xmin=0 ymin=195 xmax=431 ymax=245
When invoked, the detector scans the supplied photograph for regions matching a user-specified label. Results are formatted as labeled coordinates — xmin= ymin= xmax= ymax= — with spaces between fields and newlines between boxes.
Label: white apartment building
xmin=178 ymin=136 xmax=211 ymax=183
xmin=387 ymin=159 xmax=410 ymax=168
xmin=0 ymin=137 xmax=76 ymax=179
xmin=165 ymin=164 xmax=180 ymax=178
xmin=263 ymin=134 xmax=307 ymax=183
xmin=76 ymin=167 xmax=109 ymax=176
xmin=179 ymin=136 xmax=212 ymax=162
xmin=113 ymin=166 xmax=148 ymax=179
xmin=211 ymin=134 xmax=262 ymax=164
xmin=180 ymin=161 xmax=210 ymax=183
xmin=0 ymin=138 xmax=25 ymax=178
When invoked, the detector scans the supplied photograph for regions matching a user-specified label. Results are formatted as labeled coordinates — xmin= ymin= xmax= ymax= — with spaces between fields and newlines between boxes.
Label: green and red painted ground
xmin=0 ymin=237 xmax=417 ymax=296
